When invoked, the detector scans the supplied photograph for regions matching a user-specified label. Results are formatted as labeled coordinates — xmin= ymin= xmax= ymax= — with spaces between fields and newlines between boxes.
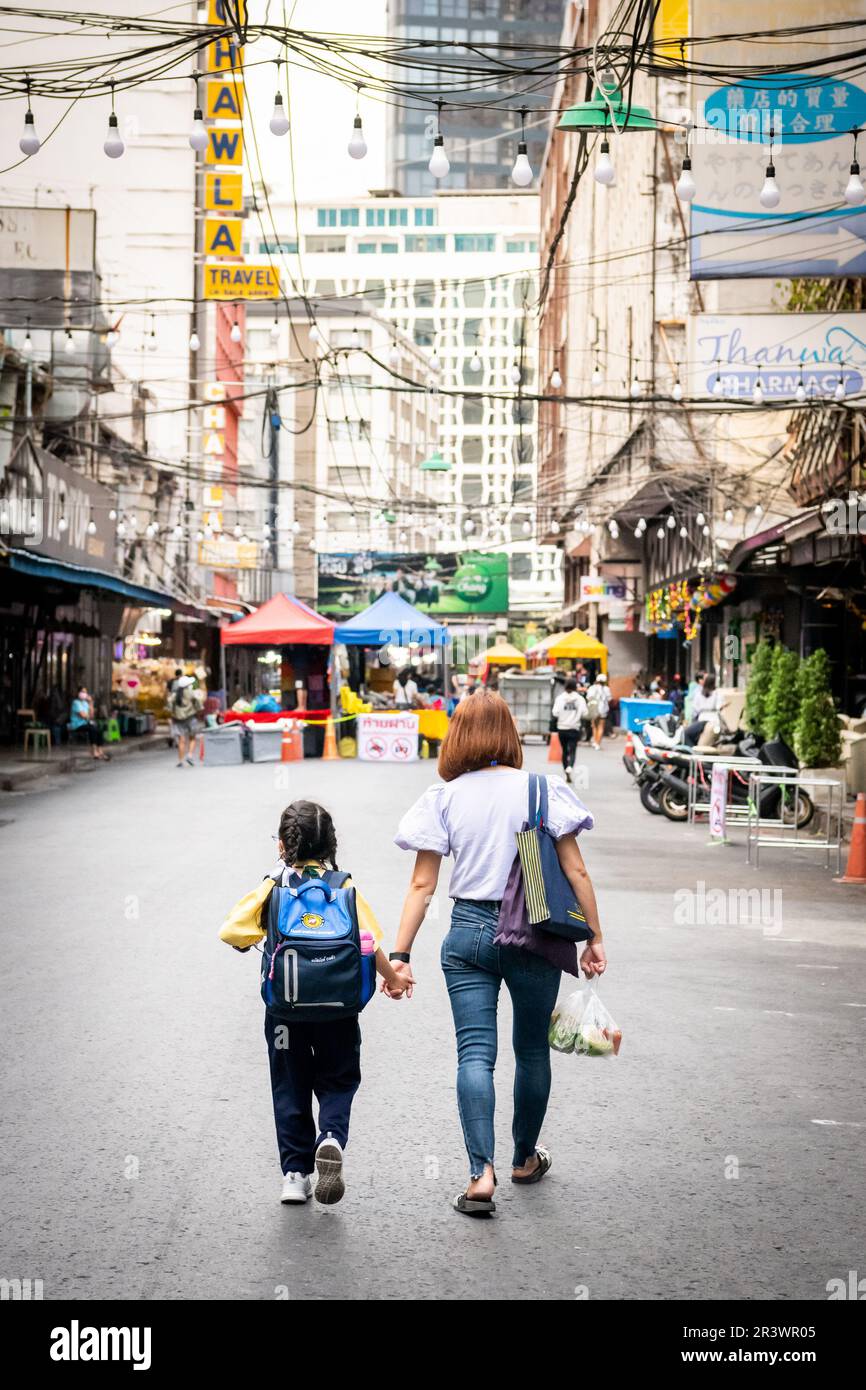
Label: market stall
xmin=547 ymin=628 xmax=609 ymax=675
xmin=334 ymin=591 xmax=451 ymax=750
xmin=220 ymin=593 xmax=335 ymax=719
xmin=479 ymin=640 xmax=527 ymax=670
xmin=525 ymin=631 xmax=570 ymax=667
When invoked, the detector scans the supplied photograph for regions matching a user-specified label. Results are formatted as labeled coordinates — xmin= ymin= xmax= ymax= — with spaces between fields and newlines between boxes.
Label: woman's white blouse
xmin=395 ymin=765 xmax=594 ymax=902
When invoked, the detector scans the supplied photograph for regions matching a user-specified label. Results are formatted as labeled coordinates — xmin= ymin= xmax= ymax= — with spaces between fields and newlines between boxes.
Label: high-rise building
xmin=386 ymin=0 xmax=567 ymax=193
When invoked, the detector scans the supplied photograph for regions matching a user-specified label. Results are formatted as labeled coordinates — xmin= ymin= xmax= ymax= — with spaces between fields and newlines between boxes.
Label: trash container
xmin=201 ymin=722 xmax=246 ymax=765
xmin=619 ymin=698 xmax=674 ymax=732
xmin=302 ymin=722 xmax=325 ymax=758
xmin=248 ymin=722 xmax=284 ymax=763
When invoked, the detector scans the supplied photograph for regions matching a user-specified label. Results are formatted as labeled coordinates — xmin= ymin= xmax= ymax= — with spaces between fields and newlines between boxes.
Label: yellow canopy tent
xmin=480 ymin=641 xmax=527 ymax=668
xmin=547 ymin=628 xmax=608 ymax=673
xmin=526 ymin=630 xmax=569 ymax=662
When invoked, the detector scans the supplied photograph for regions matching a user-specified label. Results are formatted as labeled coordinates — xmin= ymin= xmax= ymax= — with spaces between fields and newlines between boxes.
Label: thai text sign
xmin=357 ymin=713 xmax=419 ymax=763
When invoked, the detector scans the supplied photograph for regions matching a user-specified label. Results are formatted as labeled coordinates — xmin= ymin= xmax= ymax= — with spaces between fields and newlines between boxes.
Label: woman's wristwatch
xmin=389 ymin=951 xmax=411 ymax=964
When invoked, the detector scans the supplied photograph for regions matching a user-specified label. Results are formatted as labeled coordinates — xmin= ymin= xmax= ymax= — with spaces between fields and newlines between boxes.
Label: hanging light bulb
xmin=172 ymin=523 xmax=184 ymax=540
xmin=388 ymin=343 xmax=401 ymax=370
xmin=106 ymin=328 xmax=119 ymax=348
xmin=270 ymin=317 xmax=280 ymax=342
xmin=292 ymin=519 xmax=301 ymax=534
xmin=594 ymin=139 xmax=615 ymax=186
xmin=759 ymin=127 xmax=780 ymax=208
xmin=350 ymin=326 xmax=362 ymax=350
xmin=550 ymin=518 xmax=560 ymax=534
xmin=117 ymin=520 xmax=126 ymax=537
xmin=724 ymin=507 xmax=734 ymax=523
xmin=58 ymin=512 xmax=69 ymax=532
xmin=511 ymin=109 xmax=533 ymax=186
xmin=145 ymin=522 xmax=157 ymax=538
xmin=510 ymin=364 xmax=521 ymax=386
xmin=23 ymin=320 xmax=33 ymax=352
xmin=398 ymin=530 xmax=408 ymax=544
xmin=679 ymin=525 xmax=688 ymax=538
xmin=195 ymin=529 xmax=204 ymax=543
xmin=702 ymin=524 xmax=711 ymax=537
xmin=712 ymin=362 xmax=724 ymax=397
xmin=147 ymin=326 xmax=157 ymax=352
xmin=347 ymin=114 xmax=367 ymax=160
xmin=87 ymin=514 xmax=96 ymax=535
xmin=522 ymin=519 xmax=532 ymax=536
xmin=429 ymin=352 xmax=441 ymax=373
xmin=108 ymin=507 xmax=117 ymax=521
xmin=676 ymin=155 xmax=696 ymax=202
xmin=845 ymin=161 xmax=866 ymax=206
xmin=270 ymin=93 xmax=290 ymax=138
xmin=834 ymin=376 xmax=846 ymax=402
xmin=189 ymin=102 xmax=207 ymax=153
xmin=189 ymin=330 xmax=200 ymax=352
xmin=64 ymin=330 xmax=75 ymax=354
xmin=464 ymin=518 xmax=475 ymax=534
xmin=752 ymin=376 xmax=764 ymax=405
xmin=637 ymin=517 xmax=646 ymax=531
xmin=630 ymin=375 xmax=642 ymax=398
xmin=308 ymin=323 xmax=321 ymax=346
xmin=469 ymin=353 xmax=482 ymax=373
xmin=753 ymin=504 xmax=763 ymax=517
xmin=233 ymin=523 xmax=242 ymax=538
xmin=666 ymin=514 xmax=676 ymax=529
xmin=656 ymin=526 xmax=665 ymax=540
xmin=634 ymin=526 xmax=643 ymax=539
xmin=696 ymin=512 xmax=706 ymax=527
xmin=795 ymin=375 xmax=807 ymax=403
xmin=307 ymin=538 xmax=316 ymax=551
xmin=104 ymin=84 xmax=124 ymax=159
xmin=429 ymin=105 xmax=449 ymax=179
xmin=592 ymin=363 xmax=603 ymax=387
xmin=19 ymin=80 xmax=40 ymax=156
xmin=230 ymin=318 xmax=242 ymax=344
xmin=672 ymin=379 xmax=683 ymax=402
xmin=550 ymin=367 xmax=562 ymax=390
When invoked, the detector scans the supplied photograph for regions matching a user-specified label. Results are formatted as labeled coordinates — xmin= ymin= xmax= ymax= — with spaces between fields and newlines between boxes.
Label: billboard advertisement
xmin=689 ymin=1 xmax=866 ymax=279
xmin=690 ymin=313 xmax=866 ymax=398
xmin=317 ymin=550 xmax=509 ymax=615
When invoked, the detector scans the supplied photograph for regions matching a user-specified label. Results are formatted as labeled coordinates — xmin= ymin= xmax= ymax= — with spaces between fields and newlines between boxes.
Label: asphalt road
xmin=1 ymin=739 xmax=864 ymax=1301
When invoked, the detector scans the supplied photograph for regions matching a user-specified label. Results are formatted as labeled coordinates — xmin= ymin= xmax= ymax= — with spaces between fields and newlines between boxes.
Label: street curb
xmin=0 ymin=733 xmax=169 ymax=792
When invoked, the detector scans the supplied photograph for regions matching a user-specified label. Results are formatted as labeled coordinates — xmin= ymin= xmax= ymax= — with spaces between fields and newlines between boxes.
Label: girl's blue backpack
xmin=261 ymin=869 xmax=376 ymax=1022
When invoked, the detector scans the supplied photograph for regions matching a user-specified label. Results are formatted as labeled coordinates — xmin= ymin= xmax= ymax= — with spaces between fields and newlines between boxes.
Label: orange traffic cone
xmin=836 ymin=792 xmax=866 ymax=884
xmin=281 ymin=722 xmax=302 ymax=762
xmin=322 ymin=716 xmax=339 ymax=761
xmin=548 ymin=732 xmax=562 ymax=763
xmin=624 ymin=730 xmax=634 ymax=757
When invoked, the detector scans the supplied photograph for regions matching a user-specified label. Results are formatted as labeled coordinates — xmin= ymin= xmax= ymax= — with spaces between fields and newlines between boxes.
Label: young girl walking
xmin=220 ymin=800 xmax=407 ymax=1206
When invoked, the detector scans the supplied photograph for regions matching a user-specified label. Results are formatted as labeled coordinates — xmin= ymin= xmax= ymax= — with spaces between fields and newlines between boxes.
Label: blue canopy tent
xmin=333 ymin=592 xmax=451 ymax=712
xmin=333 ymin=591 xmax=450 ymax=647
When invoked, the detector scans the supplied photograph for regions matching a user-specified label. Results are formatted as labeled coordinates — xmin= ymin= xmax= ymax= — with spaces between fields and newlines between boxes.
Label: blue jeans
xmin=440 ymin=900 xmax=561 ymax=1180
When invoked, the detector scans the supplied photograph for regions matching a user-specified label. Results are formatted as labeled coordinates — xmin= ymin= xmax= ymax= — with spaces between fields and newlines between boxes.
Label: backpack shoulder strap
xmin=323 ymin=869 xmax=350 ymax=890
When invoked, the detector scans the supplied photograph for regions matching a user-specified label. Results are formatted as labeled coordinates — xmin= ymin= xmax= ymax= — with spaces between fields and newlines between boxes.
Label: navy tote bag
xmin=516 ymin=773 xmax=594 ymax=943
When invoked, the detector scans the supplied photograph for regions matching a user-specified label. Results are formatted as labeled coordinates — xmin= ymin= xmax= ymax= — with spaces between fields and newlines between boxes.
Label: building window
xmin=317 ymin=209 xmax=337 ymax=227
xmin=413 ymin=318 xmax=435 ymax=346
xmin=405 ymin=235 xmax=447 ymax=252
xmin=341 ymin=209 xmax=359 ymax=226
xmin=414 ymin=207 xmax=437 ymax=226
xmin=505 ymin=239 xmax=538 ymax=253
xmin=305 ymin=236 xmax=346 ymax=253
xmin=259 ymin=239 xmax=298 ymax=254
xmin=455 ymin=235 xmax=496 ymax=253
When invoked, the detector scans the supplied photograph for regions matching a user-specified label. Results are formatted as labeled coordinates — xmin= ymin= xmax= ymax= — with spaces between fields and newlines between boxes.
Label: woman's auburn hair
xmin=438 ymin=688 xmax=523 ymax=781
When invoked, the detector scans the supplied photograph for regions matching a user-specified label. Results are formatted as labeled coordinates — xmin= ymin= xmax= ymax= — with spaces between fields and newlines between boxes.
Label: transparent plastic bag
xmin=548 ymin=989 xmax=584 ymax=1053
xmin=574 ymin=979 xmax=622 ymax=1057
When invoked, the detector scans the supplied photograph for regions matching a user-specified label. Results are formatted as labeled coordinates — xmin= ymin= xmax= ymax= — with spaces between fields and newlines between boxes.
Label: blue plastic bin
xmin=619 ymin=698 xmax=674 ymax=732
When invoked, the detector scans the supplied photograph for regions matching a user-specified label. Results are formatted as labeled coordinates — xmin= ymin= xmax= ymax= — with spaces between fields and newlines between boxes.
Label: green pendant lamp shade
xmin=557 ymin=86 xmax=656 ymax=133
xmin=420 ymin=449 xmax=452 ymax=472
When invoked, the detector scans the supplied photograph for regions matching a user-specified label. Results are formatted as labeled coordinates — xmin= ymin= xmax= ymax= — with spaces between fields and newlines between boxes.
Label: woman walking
xmin=585 ymin=672 xmax=611 ymax=749
xmin=551 ymin=677 xmax=587 ymax=782
xmin=391 ymin=689 xmax=606 ymax=1216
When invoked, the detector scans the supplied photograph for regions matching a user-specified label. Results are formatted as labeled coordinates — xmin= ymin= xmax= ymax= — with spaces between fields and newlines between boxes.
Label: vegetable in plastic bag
xmin=548 ymin=990 xmax=584 ymax=1053
xmin=575 ymin=979 xmax=622 ymax=1057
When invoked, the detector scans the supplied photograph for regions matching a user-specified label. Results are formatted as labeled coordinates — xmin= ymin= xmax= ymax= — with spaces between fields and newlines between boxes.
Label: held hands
xmin=381 ymin=960 xmax=415 ymax=1000
xmin=580 ymin=940 xmax=607 ymax=978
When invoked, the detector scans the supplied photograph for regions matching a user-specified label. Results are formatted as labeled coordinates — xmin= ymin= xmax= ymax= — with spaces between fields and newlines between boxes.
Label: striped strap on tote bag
xmin=516 ymin=773 xmax=550 ymax=925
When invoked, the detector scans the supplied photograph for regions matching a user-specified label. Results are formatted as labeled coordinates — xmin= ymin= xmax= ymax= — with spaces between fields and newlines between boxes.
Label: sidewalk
xmin=0 ymin=729 xmax=170 ymax=792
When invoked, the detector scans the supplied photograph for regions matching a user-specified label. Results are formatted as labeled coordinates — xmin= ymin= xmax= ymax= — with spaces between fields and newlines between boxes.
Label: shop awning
xmin=480 ymin=641 xmax=526 ymax=667
xmin=333 ymin=591 xmax=450 ymax=647
xmin=220 ymin=592 xmax=334 ymax=646
xmin=526 ymin=630 xmax=570 ymax=658
xmin=547 ymin=628 xmax=609 ymax=672
xmin=4 ymin=547 xmax=206 ymax=618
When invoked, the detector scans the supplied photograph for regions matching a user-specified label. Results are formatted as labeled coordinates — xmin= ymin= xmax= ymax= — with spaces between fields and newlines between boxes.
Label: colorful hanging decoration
xmin=645 ymin=574 xmax=737 ymax=641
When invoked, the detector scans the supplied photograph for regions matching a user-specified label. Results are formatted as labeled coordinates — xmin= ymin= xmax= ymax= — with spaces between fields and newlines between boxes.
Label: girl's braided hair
xmin=278 ymin=800 xmax=338 ymax=869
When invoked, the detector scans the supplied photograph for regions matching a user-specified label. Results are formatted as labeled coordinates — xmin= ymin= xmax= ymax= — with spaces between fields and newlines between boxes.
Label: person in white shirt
xmin=684 ymin=674 xmax=721 ymax=746
xmin=551 ymin=678 xmax=588 ymax=782
xmin=393 ymin=668 xmax=419 ymax=708
xmin=388 ymin=688 xmax=606 ymax=1218
xmin=585 ymin=672 xmax=611 ymax=749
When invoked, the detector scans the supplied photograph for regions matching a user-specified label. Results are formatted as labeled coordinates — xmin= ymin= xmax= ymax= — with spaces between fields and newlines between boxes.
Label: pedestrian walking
xmin=551 ymin=677 xmax=587 ymax=782
xmin=586 ymin=672 xmax=611 ymax=748
xmin=219 ymin=800 xmax=409 ymax=1205
xmin=169 ymin=675 xmax=203 ymax=766
xmin=391 ymin=689 xmax=606 ymax=1217
xmin=69 ymin=686 xmax=110 ymax=761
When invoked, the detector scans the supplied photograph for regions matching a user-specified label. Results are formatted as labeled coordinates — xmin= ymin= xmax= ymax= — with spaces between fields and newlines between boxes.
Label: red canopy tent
xmin=220 ymin=593 xmax=334 ymax=646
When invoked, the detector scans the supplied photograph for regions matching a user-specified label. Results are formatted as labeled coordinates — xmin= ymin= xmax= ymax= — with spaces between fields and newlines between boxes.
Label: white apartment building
xmin=241 ymin=188 xmax=562 ymax=616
